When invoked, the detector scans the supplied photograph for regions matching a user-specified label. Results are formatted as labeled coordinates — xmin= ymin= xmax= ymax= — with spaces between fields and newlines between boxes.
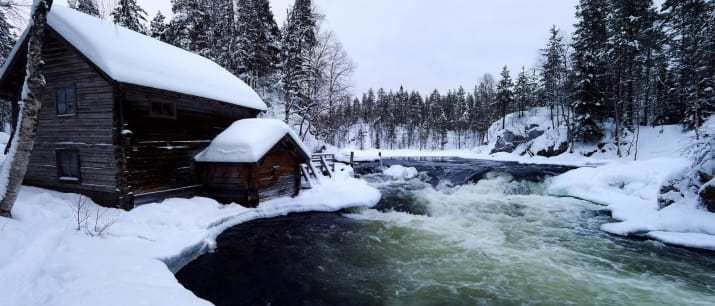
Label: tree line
xmin=327 ymin=0 xmax=715 ymax=152
xmin=1 ymin=0 xmax=713 ymax=153
xmin=1 ymin=0 xmax=353 ymax=141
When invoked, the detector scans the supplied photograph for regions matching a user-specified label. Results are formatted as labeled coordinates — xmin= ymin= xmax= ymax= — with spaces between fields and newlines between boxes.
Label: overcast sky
xmin=64 ymin=0 xmax=579 ymax=95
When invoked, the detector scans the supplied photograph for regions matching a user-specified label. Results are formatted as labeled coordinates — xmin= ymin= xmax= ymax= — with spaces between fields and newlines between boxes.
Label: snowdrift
xmin=0 ymin=167 xmax=380 ymax=306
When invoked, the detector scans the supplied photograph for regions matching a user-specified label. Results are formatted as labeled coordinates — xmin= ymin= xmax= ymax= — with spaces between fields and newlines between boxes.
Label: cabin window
xmin=56 ymin=149 xmax=81 ymax=182
xmin=150 ymin=101 xmax=177 ymax=119
xmin=56 ymin=86 xmax=77 ymax=116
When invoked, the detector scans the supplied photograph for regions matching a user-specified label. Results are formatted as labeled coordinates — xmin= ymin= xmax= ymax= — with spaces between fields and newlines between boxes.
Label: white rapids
xmin=344 ymin=171 xmax=715 ymax=306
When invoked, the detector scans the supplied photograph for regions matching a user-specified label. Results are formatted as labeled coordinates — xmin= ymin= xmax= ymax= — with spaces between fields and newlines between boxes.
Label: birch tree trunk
xmin=0 ymin=0 xmax=52 ymax=218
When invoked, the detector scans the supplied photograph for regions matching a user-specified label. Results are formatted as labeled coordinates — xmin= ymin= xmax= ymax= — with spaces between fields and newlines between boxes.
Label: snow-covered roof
xmin=195 ymin=119 xmax=311 ymax=163
xmin=31 ymin=6 xmax=265 ymax=111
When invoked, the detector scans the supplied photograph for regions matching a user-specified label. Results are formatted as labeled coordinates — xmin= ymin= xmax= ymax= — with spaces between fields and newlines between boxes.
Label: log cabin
xmin=195 ymin=119 xmax=312 ymax=207
xmin=0 ymin=7 xmax=311 ymax=209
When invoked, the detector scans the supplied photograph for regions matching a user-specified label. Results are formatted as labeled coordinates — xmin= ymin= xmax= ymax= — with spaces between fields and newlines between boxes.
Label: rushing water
xmin=177 ymin=158 xmax=715 ymax=306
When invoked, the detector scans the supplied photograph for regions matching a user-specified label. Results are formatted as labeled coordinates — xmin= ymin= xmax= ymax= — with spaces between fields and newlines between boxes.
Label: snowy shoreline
xmin=353 ymin=146 xmax=715 ymax=252
xmin=334 ymin=112 xmax=714 ymax=252
xmin=0 ymin=170 xmax=381 ymax=306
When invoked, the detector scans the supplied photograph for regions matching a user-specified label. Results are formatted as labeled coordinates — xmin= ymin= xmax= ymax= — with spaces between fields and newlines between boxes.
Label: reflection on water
xmin=177 ymin=159 xmax=715 ymax=306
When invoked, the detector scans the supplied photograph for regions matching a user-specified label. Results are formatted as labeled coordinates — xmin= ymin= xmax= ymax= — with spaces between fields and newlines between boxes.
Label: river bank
xmin=177 ymin=161 xmax=715 ymax=306
xmin=0 ymin=173 xmax=380 ymax=306
xmin=332 ymin=116 xmax=715 ymax=251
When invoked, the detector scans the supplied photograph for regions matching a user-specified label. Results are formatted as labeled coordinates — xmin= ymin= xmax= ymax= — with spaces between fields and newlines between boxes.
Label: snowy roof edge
xmin=1 ymin=6 xmax=268 ymax=112
xmin=195 ymin=119 xmax=312 ymax=164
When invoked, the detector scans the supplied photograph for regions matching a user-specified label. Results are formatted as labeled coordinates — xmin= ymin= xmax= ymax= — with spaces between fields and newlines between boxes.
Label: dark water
xmin=177 ymin=158 xmax=715 ymax=306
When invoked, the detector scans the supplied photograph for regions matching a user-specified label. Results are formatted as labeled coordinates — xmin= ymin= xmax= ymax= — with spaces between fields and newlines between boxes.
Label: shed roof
xmin=0 ymin=6 xmax=267 ymax=111
xmin=195 ymin=119 xmax=311 ymax=163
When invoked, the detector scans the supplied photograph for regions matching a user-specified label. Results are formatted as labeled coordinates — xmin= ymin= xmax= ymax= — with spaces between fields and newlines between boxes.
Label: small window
xmin=56 ymin=149 xmax=81 ymax=182
xmin=150 ymin=101 xmax=177 ymax=119
xmin=56 ymin=86 xmax=77 ymax=116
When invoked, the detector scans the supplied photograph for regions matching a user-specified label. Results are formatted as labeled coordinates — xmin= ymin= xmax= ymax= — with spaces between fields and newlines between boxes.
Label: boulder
xmin=527 ymin=128 xmax=545 ymax=140
xmin=491 ymin=130 xmax=527 ymax=154
xmin=536 ymin=142 xmax=569 ymax=157
xmin=658 ymin=183 xmax=683 ymax=209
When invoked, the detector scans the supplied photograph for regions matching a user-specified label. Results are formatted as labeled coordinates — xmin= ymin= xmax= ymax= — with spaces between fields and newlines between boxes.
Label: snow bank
xmin=382 ymin=165 xmax=419 ymax=180
xmin=46 ymin=6 xmax=266 ymax=111
xmin=341 ymin=113 xmax=715 ymax=251
xmin=195 ymin=119 xmax=310 ymax=163
xmin=0 ymin=174 xmax=380 ymax=306
xmin=487 ymin=107 xmax=569 ymax=155
xmin=548 ymin=158 xmax=715 ymax=250
xmin=336 ymin=148 xmax=599 ymax=167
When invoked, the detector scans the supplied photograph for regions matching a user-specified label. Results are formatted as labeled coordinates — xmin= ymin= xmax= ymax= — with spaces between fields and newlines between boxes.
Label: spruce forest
xmin=0 ymin=0 xmax=713 ymax=153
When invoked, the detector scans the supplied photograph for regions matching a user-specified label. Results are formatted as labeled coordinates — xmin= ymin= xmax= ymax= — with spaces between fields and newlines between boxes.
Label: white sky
xmin=59 ymin=0 xmax=579 ymax=94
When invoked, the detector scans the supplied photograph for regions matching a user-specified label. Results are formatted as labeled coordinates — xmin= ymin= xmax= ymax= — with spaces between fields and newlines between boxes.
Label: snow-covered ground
xmin=547 ymin=158 xmax=715 ymax=250
xmin=339 ymin=113 xmax=715 ymax=251
xmin=0 ymin=167 xmax=380 ymax=306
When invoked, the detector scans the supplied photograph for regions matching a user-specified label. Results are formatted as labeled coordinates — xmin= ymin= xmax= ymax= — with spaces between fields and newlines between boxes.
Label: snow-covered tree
xmin=477 ymin=73 xmax=496 ymax=142
xmin=0 ymin=8 xmax=14 ymax=67
xmin=608 ymin=0 xmax=659 ymax=129
xmin=70 ymin=0 xmax=100 ymax=17
xmin=208 ymin=0 xmax=235 ymax=71
xmin=541 ymin=26 xmax=569 ymax=129
xmin=281 ymin=0 xmax=318 ymax=123
xmin=514 ymin=66 xmax=532 ymax=118
xmin=149 ymin=11 xmax=168 ymax=42
xmin=662 ymin=0 xmax=714 ymax=135
xmin=111 ymin=0 xmax=147 ymax=34
xmin=235 ymin=0 xmax=282 ymax=88
xmin=167 ymin=0 xmax=211 ymax=57
xmin=497 ymin=66 xmax=514 ymax=129
xmin=571 ymin=0 xmax=609 ymax=142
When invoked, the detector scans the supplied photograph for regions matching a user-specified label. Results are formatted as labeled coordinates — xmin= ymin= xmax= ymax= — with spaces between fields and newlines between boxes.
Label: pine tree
xmin=71 ymin=0 xmax=100 ymax=17
xmin=571 ymin=0 xmax=609 ymax=142
xmin=497 ymin=66 xmax=514 ymax=129
xmin=662 ymin=0 xmax=713 ymax=133
xmin=149 ymin=11 xmax=168 ymax=42
xmin=167 ymin=0 xmax=212 ymax=57
xmin=281 ymin=0 xmax=318 ymax=122
xmin=608 ymin=0 xmax=658 ymax=129
xmin=111 ymin=0 xmax=148 ymax=34
xmin=210 ymin=0 xmax=236 ymax=72
xmin=477 ymin=73 xmax=496 ymax=142
xmin=706 ymin=6 xmax=715 ymax=117
xmin=515 ymin=67 xmax=531 ymax=118
xmin=541 ymin=26 xmax=568 ymax=129
xmin=235 ymin=0 xmax=282 ymax=87
xmin=0 ymin=9 xmax=14 ymax=67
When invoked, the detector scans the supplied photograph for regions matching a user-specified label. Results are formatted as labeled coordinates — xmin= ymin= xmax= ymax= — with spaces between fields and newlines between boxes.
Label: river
xmin=177 ymin=158 xmax=715 ymax=306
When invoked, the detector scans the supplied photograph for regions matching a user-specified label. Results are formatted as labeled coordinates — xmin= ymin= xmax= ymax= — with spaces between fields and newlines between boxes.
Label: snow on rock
xmin=383 ymin=165 xmax=419 ymax=180
xmin=487 ymin=107 xmax=569 ymax=156
xmin=548 ymin=158 xmax=715 ymax=250
xmin=45 ymin=6 xmax=266 ymax=111
xmin=0 ymin=174 xmax=380 ymax=306
xmin=195 ymin=119 xmax=310 ymax=163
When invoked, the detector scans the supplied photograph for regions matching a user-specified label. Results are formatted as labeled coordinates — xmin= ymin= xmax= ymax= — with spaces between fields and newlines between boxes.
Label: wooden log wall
xmin=197 ymin=137 xmax=308 ymax=206
xmin=121 ymin=84 xmax=259 ymax=196
xmin=23 ymin=30 xmax=121 ymax=206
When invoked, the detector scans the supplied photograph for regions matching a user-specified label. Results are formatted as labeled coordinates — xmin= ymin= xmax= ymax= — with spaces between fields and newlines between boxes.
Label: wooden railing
xmin=311 ymin=153 xmax=336 ymax=178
